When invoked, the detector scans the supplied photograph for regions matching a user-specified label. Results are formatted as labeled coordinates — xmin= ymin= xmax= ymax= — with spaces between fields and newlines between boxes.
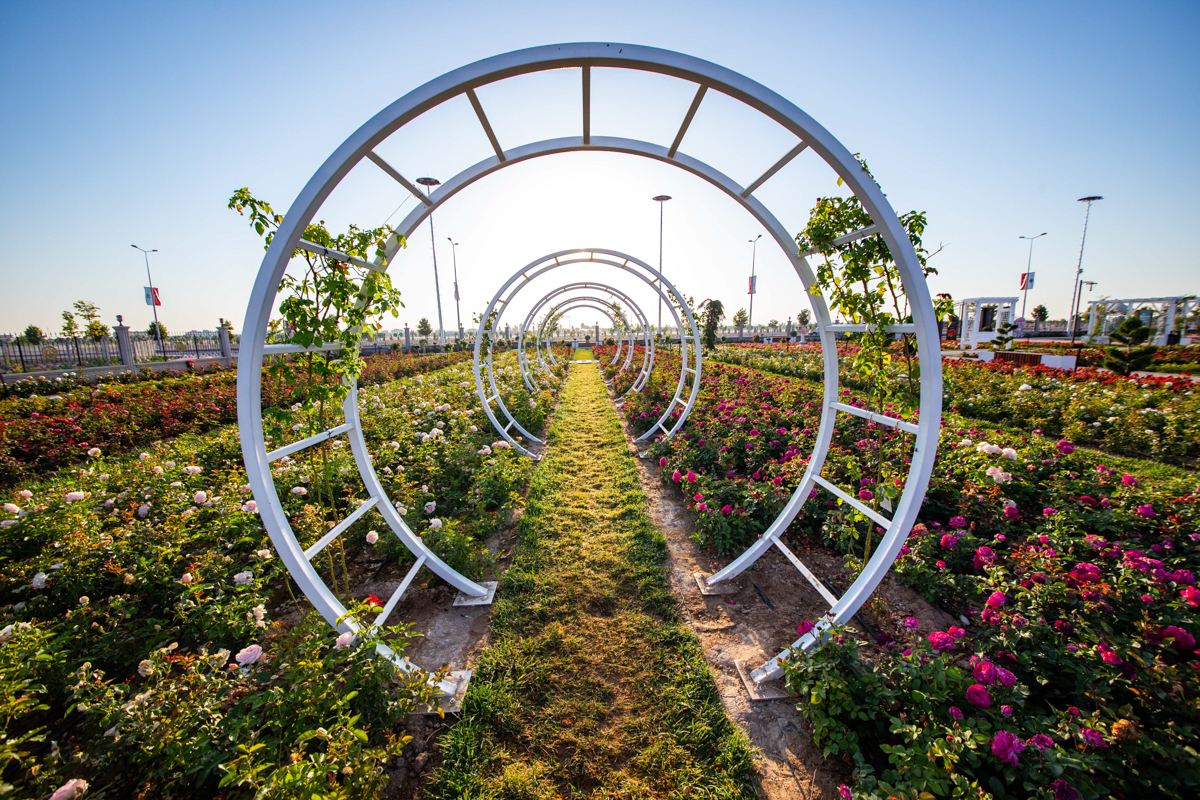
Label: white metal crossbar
xmin=813 ymin=475 xmax=891 ymax=529
xmin=741 ymin=140 xmax=809 ymax=198
xmin=798 ymin=224 xmax=879 ymax=258
xmin=466 ymin=88 xmax=506 ymax=162
xmin=831 ymin=402 xmax=919 ymax=434
xmin=372 ymin=555 xmax=427 ymax=628
xmin=364 ymin=152 xmax=432 ymax=207
xmin=262 ymin=341 xmax=346 ymax=355
xmin=267 ymin=422 xmax=355 ymax=463
xmin=770 ymin=534 xmax=840 ymax=607
xmin=304 ymin=496 xmax=381 ymax=561
xmin=296 ymin=239 xmax=386 ymax=272
xmin=668 ymin=84 xmax=707 ymax=158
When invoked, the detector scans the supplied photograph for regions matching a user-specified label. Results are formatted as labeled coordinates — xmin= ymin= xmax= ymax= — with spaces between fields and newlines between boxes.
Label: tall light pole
xmin=653 ymin=195 xmax=671 ymax=334
xmin=747 ymin=234 xmax=762 ymax=332
xmin=447 ymin=238 xmax=462 ymax=339
xmin=417 ymin=177 xmax=446 ymax=347
xmin=1068 ymin=196 xmax=1103 ymax=344
xmin=131 ymin=244 xmax=164 ymax=358
xmin=1018 ymin=232 xmax=1047 ymax=320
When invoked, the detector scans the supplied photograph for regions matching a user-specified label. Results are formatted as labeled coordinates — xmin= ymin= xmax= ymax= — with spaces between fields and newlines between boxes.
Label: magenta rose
xmin=1080 ymin=728 xmax=1107 ymax=748
xmin=797 ymin=620 xmax=815 ymax=636
xmin=973 ymin=660 xmax=997 ymax=685
xmin=927 ymin=631 xmax=955 ymax=652
xmin=940 ymin=534 xmax=958 ymax=549
xmin=991 ymin=730 xmax=1025 ymax=765
xmin=1163 ymin=626 xmax=1195 ymax=650
xmin=949 ymin=516 xmax=967 ymax=528
xmin=966 ymin=684 xmax=991 ymax=708
xmin=985 ymin=591 xmax=1006 ymax=609
xmin=1027 ymin=733 xmax=1054 ymax=750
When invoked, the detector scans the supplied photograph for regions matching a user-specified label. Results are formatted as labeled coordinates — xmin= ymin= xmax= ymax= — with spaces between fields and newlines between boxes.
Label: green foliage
xmin=85 ymin=321 xmax=110 ymax=342
xmin=21 ymin=325 xmax=43 ymax=345
xmin=71 ymin=608 xmax=434 ymax=798
xmin=148 ymin=320 xmax=168 ymax=338
xmin=1104 ymin=317 xmax=1157 ymax=376
xmin=1032 ymin=304 xmax=1049 ymax=323
xmin=72 ymin=301 xmax=101 ymax=324
xmin=416 ymin=318 xmax=433 ymax=338
xmin=731 ymin=308 xmax=748 ymax=329
xmin=796 ymin=309 xmax=810 ymax=329
xmin=60 ymin=311 xmax=80 ymax=339
xmin=990 ymin=320 xmax=1018 ymax=351
xmin=699 ymin=298 xmax=725 ymax=350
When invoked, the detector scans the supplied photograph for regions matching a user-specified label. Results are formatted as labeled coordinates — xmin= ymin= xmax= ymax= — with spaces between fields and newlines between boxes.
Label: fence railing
xmin=0 ymin=337 xmax=123 ymax=373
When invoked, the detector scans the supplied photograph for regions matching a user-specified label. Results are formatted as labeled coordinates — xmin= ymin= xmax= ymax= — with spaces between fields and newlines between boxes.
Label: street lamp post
xmin=653 ymin=195 xmax=671 ymax=334
xmin=1018 ymin=232 xmax=1047 ymax=320
xmin=131 ymin=244 xmax=164 ymax=359
xmin=747 ymin=234 xmax=762 ymax=333
xmin=447 ymin=238 xmax=463 ymax=340
xmin=417 ymin=177 xmax=446 ymax=347
xmin=1069 ymin=196 xmax=1103 ymax=344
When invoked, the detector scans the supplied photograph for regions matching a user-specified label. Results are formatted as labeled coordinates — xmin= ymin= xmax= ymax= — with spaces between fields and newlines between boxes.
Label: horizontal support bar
xmin=372 ymin=555 xmax=426 ymax=628
xmin=267 ymin=422 xmax=355 ymax=463
xmin=812 ymin=475 xmax=892 ymax=529
xmin=770 ymin=534 xmax=840 ymax=607
xmin=304 ymin=496 xmax=380 ymax=561
xmin=823 ymin=323 xmax=916 ymax=334
xmin=296 ymin=239 xmax=386 ymax=272
xmin=798 ymin=224 xmax=879 ymax=257
xmin=831 ymin=402 xmax=919 ymax=434
xmin=262 ymin=341 xmax=346 ymax=355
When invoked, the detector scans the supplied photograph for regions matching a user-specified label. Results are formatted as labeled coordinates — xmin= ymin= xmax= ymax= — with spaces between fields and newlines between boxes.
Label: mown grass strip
xmin=430 ymin=362 xmax=756 ymax=799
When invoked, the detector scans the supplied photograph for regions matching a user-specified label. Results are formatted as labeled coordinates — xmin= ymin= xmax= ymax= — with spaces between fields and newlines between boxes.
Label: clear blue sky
xmin=2 ymin=0 xmax=1197 ymax=337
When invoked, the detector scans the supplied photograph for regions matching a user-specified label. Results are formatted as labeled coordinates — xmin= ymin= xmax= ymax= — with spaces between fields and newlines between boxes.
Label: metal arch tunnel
xmin=476 ymin=255 xmax=701 ymax=455
xmin=238 ymin=42 xmax=942 ymax=693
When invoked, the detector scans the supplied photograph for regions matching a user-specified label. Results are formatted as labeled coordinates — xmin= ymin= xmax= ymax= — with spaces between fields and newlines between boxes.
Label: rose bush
xmin=0 ymin=352 xmax=562 ymax=796
xmin=622 ymin=352 xmax=1199 ymax=798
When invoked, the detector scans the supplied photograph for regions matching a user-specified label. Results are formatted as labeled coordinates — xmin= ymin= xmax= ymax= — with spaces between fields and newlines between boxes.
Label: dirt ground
xmin=617 ymin=418 xmax=955 ymax=800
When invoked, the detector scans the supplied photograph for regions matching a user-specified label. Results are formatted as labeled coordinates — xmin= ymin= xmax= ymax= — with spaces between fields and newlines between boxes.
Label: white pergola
xmin=959 ymin=297 xmax=1018 ymax=348
xmin=1086 ymin=297 xmax=1195 ymax=345
xmin=237 ymin=42 xmax=943 ymax=699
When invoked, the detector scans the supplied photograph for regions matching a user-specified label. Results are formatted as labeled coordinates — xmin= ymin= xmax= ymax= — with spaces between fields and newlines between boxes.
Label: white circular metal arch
xmin=522 ymin=287 xmax=641 ymax=378
xmin=514 ymin=285 xmax=641 ymax=391
xmin=473 ymin=249 xmax=701 ymax=456
xmin=519 ymin=279 xmax=652 ymax=396
xmin=238 ymin=42 xmax=942 ymax=689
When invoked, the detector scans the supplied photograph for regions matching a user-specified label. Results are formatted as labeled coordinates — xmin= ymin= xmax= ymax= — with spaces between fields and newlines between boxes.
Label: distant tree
xmin=732 ymin=308 xmax=748 ymax=329
xmin=85 ymin=321 xmax=110 ymax=341
xmin=148 ymin=321 xmax=168 ymax=338
xmin=1031 ymin=304 xmax=1048 ymax=333
xmin=1103 ymin=317 xmax=1157 ymax=376
xmin=796 ymin=309 xmax=811 ymax=329
xmin=22 ymin=325 xmax=44 ymax=345
xmin=73 ymin=301 xmax=102 ymax=324
xmin=61 ymin=311 xmax=81 ymax=339
xmin=416 ymin=318 xmax=433 ymax=337
xmin=699 ymin=298 xmax=725 ymax=350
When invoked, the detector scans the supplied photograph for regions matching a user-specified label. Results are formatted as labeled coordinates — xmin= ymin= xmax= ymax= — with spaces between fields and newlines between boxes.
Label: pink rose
xmin=797 ymin=620 xmax=815 ymax=636
xmin=985 ymin=591 xmax=1006 ymax=609
xmin=235 ymin=644 xmax=263 ymax=665
xmin=49 ymin=779 xmax=90 ymax=800
xmin=927 ymin=631 xmax=954 ymax=652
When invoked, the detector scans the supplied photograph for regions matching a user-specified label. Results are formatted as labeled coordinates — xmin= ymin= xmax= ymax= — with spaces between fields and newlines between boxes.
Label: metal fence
xmin=0 ymin=337 xmax=122 ymax=373
xmin=130 ymin=335 xmax=230 ymax=362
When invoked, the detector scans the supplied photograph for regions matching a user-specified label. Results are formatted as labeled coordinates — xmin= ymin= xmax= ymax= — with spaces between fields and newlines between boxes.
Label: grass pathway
xmin=430 ymin=362 xmax=756 ymax=799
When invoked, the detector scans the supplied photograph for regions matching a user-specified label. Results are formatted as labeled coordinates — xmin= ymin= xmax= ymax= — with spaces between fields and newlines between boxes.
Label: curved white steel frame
xmin=518 ymin=282 xmax=650 ymax=392
xmin=530 ymin=296 xmax=633 ymax=375
xmin=473 ymin=249 xmax=701 ymax=456
xmin=238 ymin=42 xmax=941 ymax=690
xmin=520 ymin=282 xmax=653 ymax=396
xmin=518 ymin=286 xmax=637 ymax=385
